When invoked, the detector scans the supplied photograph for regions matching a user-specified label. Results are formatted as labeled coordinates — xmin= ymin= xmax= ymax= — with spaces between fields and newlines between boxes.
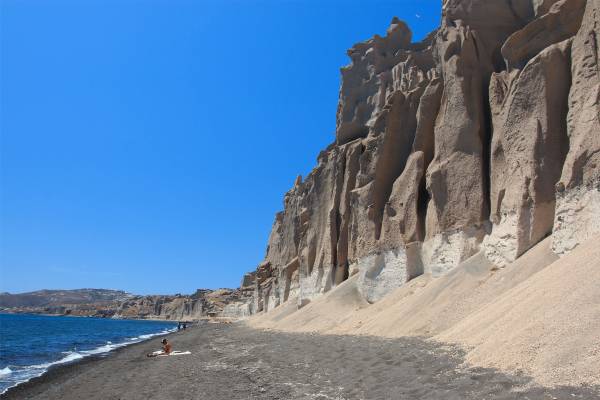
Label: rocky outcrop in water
xmin=233 ymin=0 xmax=599 ymax=315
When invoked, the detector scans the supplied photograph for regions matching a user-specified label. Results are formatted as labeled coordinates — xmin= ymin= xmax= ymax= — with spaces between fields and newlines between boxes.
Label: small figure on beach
xmin=183 ymin=323 xmax=187 ymax=330
xmin=146 ymin=339 xmax=172 ymax=357
xmin=177 ymin=322 xmax=181 ymax=331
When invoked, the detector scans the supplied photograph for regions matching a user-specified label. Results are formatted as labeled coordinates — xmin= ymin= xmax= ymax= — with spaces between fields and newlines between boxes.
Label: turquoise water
xmin=0 ymin=313 xmax=177 ymax=394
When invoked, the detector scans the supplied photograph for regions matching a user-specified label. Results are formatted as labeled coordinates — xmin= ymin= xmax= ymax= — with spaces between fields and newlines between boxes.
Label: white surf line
xmin=0 ymin=326 xmax=178 ymax=395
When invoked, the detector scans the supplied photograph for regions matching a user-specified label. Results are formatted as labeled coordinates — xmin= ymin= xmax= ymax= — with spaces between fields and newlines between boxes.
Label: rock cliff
xmin=236 ymin=0 xmax=599 ymax=315
xmin=113 ymin=287 xmax=254 ymax=320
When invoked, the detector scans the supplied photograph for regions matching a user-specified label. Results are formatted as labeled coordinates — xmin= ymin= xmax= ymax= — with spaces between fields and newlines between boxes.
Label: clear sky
xmin=0 ymin=0 xmax=439 ymax=295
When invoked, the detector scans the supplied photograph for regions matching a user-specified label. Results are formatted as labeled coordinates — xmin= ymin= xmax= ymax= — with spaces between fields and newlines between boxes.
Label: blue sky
xmin=0 ymin=0 xmax=439 ymax=295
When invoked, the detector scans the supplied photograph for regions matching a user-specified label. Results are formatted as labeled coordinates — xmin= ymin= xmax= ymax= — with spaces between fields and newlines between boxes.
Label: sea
xmin=0 ymin=313 xmax=177 ymax=394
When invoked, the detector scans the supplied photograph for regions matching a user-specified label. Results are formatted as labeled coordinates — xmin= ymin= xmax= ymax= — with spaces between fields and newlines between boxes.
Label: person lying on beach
xmin=146 ymin=339 xmax=172 ymax=357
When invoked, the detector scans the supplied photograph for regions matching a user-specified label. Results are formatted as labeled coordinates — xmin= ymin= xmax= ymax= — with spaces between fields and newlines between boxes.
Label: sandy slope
xmin=250 ymin=273 xmax=370 ymax=332
xmin=247 ymin=235 xmax=600 ymax=387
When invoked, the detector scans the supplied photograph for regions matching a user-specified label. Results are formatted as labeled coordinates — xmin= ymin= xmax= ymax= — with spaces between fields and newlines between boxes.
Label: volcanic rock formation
xmin=235 ymin=0 xmax=599 ymax=315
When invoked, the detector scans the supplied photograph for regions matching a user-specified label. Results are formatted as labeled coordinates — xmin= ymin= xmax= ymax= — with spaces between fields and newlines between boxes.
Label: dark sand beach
xmin=3 ymin=322 xmax=598 ymax=400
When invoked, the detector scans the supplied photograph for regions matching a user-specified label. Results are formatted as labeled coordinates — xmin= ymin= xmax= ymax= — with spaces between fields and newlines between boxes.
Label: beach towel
xmin=158 ymin=350 xmax=191 ymax=356
xmin=149 ymin=350 xmax=192 ymax=357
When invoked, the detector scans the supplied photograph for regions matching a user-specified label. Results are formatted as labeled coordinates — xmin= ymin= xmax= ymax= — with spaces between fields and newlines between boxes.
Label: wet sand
xmin=3 ymin=322 xmax=599 ymax=400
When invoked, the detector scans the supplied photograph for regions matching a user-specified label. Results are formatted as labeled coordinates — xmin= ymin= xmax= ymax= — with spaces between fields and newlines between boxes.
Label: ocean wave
xmin=0 ymin=327 xmax=177 ymax=395
xmin=34 ymin=351 xmax=85 ymax=369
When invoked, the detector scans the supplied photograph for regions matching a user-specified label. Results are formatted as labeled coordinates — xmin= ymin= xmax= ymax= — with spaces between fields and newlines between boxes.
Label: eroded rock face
xmin=553 ymin=0 xmax=600 ymax=254
xmin=420 ymin=0 xmax=541 ymax=275
xmin=238 ymin=0 xmax=596 ymax=314
xmin=336 ymin=18 xmax=421 ymax=145
xmin=502 ymin=0 xmax=586 ymax=70
xmin=483 ymin=0 xmax=588 ymax=265
xmin=485 ymin=40 xmax=572 ymax=266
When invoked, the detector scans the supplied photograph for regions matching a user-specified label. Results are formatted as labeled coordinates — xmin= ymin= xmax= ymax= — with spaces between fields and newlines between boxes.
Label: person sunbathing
xmin=146 ymin=339 xmax=172 ymax=357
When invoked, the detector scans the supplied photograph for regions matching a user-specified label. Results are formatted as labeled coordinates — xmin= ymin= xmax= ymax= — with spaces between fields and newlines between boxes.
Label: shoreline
xmin=0 ymin=317 xmax=181 ymax=397
xmin=1 ymin=326 xmax=185 ymax=399
xmin=1 ymin=323 xmax=209 ymax=400
xmin=0 ymin=311 xmax=196 ymax=323
xmin=3 ymin=322 xmax=599 ymax=400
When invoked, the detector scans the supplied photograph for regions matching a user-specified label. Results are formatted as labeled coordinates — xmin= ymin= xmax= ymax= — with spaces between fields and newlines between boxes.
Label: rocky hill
xmin=227 ymin=0 xmax=599 ymax=316
xmin=0 ymin=289 xmax=132 ymax=309
xmin=0 ymin=287 xmax=252 ymax=320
